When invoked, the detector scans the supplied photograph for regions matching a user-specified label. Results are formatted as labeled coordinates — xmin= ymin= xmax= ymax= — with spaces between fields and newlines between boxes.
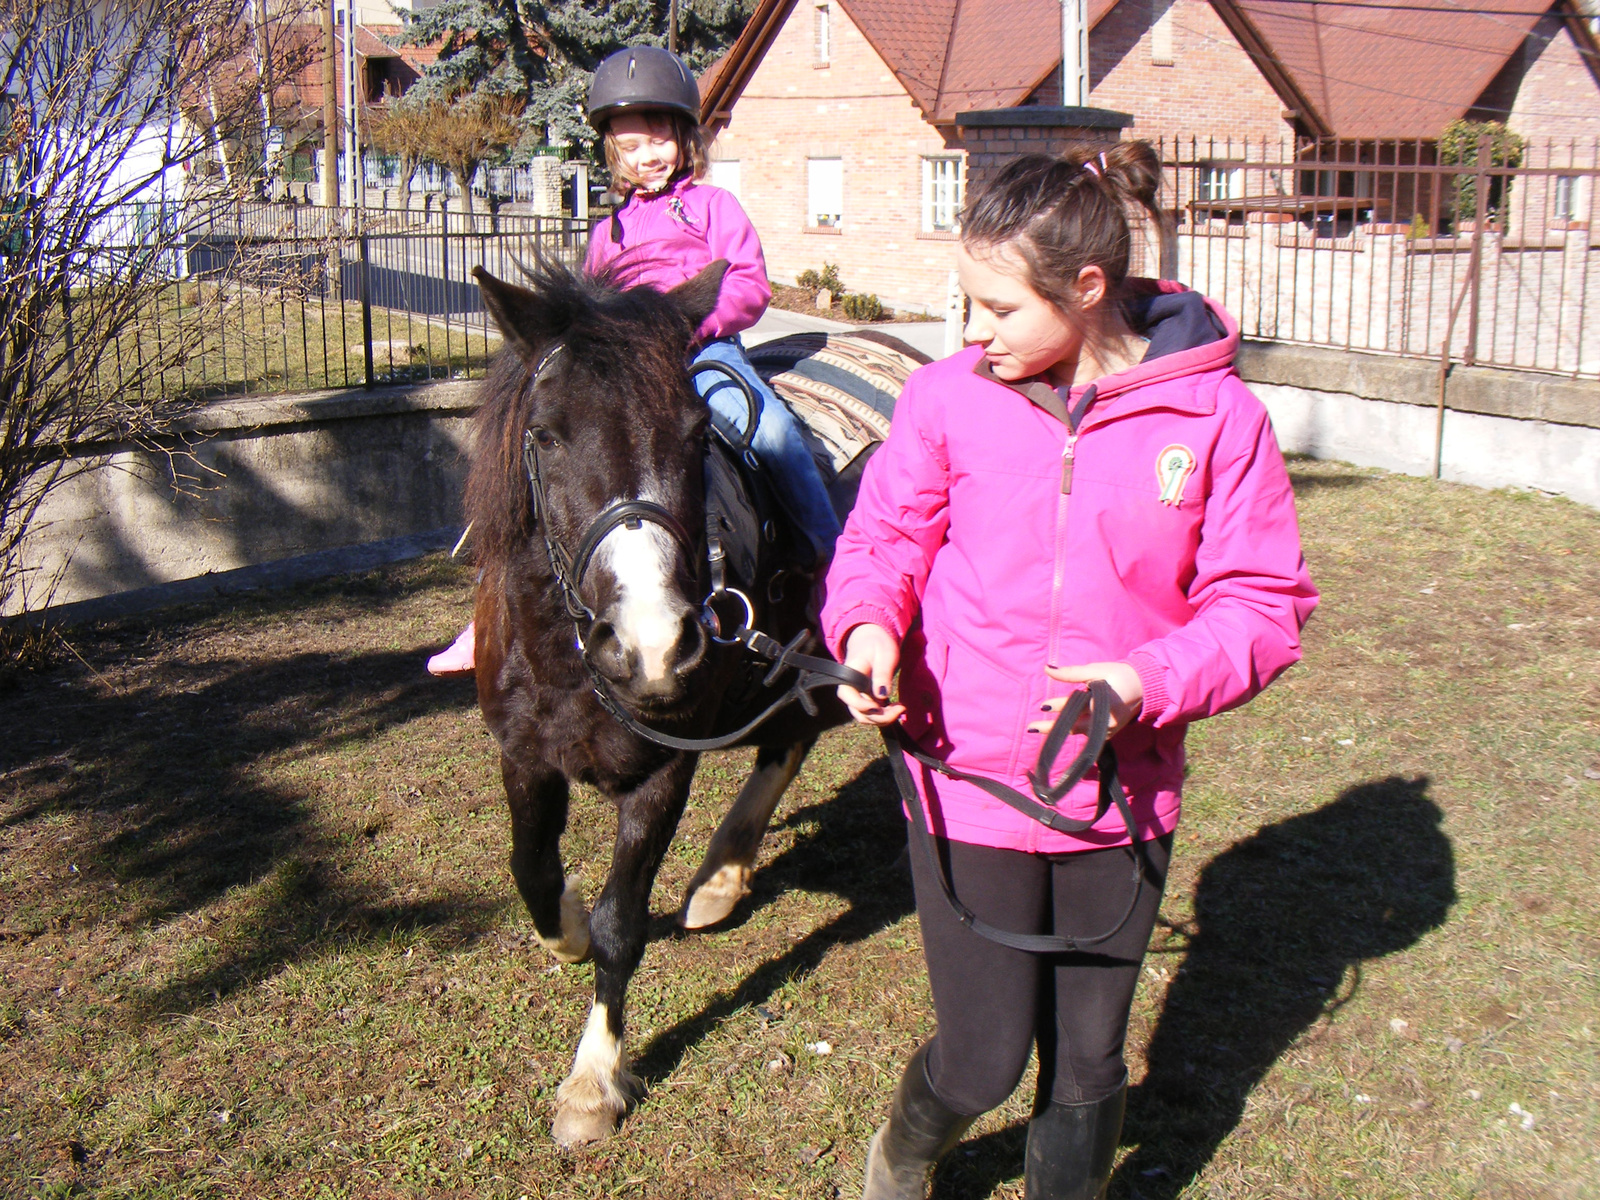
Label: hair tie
xmin=1082 ymin=151 xmax=1108 ymax=179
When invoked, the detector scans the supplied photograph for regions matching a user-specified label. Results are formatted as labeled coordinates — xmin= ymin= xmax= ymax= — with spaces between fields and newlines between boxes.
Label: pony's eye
xmin=534 ymin=429 xmax=559 ymax=450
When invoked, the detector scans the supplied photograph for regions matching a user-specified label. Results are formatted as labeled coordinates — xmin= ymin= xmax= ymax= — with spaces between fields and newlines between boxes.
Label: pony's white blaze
xmin=598 ymin=497 xmax=690 ymax=683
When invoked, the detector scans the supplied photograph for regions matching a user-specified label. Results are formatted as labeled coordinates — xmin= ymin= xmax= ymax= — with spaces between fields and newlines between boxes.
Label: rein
xmin=517 ymin=344 xmax=1142 ymax=951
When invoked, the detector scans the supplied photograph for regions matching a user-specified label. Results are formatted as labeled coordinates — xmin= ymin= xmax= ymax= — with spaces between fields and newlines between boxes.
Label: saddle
xmin=696 ymin=329 xmax=928 ymax=632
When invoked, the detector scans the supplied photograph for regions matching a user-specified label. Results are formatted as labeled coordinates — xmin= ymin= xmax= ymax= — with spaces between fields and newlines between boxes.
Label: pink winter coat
xmin=585 ymin=175 xmax=771 ymax=343
xmin=820 ymin=282 xmax=1319 ymax=854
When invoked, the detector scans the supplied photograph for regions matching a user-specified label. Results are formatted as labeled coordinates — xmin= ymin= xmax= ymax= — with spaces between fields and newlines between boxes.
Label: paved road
xmin=746 ymin=306 xmax=951 ymax=361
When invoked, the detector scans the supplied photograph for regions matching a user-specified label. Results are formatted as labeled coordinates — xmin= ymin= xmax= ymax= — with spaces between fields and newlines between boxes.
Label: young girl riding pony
xmin=428 ymin=46 xmax=838 ymax=674
xmin=824 ymin=143 xmax=1319 ymax=1198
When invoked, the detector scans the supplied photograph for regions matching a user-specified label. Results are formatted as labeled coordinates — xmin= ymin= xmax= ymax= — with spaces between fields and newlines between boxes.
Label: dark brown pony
xmin=466 ymin=258 xmax=850 ymax=1145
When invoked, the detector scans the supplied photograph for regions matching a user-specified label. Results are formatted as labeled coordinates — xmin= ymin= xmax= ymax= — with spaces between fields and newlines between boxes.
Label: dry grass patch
xmin=1 ymin=460 xmax=1596 ymax=1198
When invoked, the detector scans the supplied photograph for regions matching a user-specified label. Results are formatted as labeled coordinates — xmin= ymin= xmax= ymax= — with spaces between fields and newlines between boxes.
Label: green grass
xmin=107 ymin=285 xmax=502 ymax=403
xmin=0 ymin=460 xmax=1596 ymax=1198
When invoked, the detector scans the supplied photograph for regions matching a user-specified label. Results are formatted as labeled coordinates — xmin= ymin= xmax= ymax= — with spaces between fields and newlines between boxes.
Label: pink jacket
xmin=820 ymin=283 xmax=1318 ymax=853
xmin=585 ymin=176 xmax=771 ymax=343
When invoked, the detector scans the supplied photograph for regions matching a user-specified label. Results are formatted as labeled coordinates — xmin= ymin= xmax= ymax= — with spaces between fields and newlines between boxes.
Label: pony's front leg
xmin=503 ymin=752 xmax=590 ymax=964
xmin=552 ymin=752 xmax=697 ymax=1147
xmin=680 ymin=737 xmax=815 ymax=929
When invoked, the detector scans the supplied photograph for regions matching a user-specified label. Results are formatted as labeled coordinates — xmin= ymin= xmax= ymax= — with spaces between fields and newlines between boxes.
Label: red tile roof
xmin=1231 ymin=0 xmax=1556 ymax=139
xmin=701 ymin=0 xmax=1597 ymax=140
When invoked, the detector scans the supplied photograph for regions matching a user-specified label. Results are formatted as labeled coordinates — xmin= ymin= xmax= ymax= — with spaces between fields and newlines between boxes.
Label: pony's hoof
xmin=552 ymin=1104 xmax=620 ymax=1148
xmin=536 ymin=876 xmax=592 ymax=963
xmin=678 ymin=863 xmax=753 ymax=930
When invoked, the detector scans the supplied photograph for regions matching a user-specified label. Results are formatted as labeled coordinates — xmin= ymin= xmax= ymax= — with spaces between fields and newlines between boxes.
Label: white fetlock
xmin=536 ymin=875 xmax=591 ymax=964
xmin=679 ymin=862 xmax=753 ymax=930
xmin=552 ymin=1003 xmax=636 ymax=1148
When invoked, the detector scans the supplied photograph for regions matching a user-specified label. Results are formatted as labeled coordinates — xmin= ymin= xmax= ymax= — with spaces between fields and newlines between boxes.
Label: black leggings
xmin=909 ymin=829 xmax=1172 ymax=1115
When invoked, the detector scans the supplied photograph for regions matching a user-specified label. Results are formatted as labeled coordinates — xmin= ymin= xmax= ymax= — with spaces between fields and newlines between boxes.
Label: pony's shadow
xmin=926 ymin=775 xmax=1456 ymax=1199
xmin=631 ymin=755 xmax=914 ymax=1086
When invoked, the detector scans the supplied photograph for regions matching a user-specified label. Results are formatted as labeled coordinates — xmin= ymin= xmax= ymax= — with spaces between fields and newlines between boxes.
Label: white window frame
xmin=814 ymin=2 xmax=831 ymax=66
xmin=1198 ymin=165 xmax=1244 ymax=202
xmin=921 ymin=155 xmax=963 ymax=233
xmin=1554 ymin=175 xmax=1578 ymax=222
xmin=808 ymin=156 xmax=843 ymax=228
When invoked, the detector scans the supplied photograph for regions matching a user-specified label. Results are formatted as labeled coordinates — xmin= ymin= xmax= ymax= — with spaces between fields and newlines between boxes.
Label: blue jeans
xmin=692 ymin=337 xmax=842 ymax=563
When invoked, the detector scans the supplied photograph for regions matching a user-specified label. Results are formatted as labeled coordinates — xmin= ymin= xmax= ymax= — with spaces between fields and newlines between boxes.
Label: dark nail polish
xmin=1039 ymin=704 xmax=1052 ymax=711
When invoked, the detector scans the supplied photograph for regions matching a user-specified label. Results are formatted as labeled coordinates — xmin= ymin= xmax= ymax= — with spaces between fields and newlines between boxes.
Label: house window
xmin=814 ymin=2 xmax=831 ymax=66
xmin=1554 ymin=175 xmax=1578 ymax=221
xmin=1197 ymin=165 xmax=1244 ymax=202
xmin=922 ymin=156 xmax=963 ymax=232
xmin=808 ymin=157 xmax=843 ymax=227
xmin=710 ymin=159 xmax=742 ymax=200
xmin=1298 ymin=168 xmax=1374 ymax=199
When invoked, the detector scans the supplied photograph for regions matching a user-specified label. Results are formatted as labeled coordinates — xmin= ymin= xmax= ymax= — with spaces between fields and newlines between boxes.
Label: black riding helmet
xmin=587 ymin=45 xmax=702 ymax=129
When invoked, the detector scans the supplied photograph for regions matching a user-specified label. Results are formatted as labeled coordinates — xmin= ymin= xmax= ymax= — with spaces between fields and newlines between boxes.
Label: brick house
xmin=698 ymin=0 xmax=1600 ymax=311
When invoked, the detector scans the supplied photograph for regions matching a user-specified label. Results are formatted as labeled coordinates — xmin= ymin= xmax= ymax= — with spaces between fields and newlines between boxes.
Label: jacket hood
xmin=969 ymin=281 xmax=1241 ymax=425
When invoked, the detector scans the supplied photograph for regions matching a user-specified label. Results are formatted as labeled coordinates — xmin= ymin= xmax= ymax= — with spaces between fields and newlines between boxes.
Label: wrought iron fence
xmin=1153 ymin=136 xmax=1600 ymax=379
xmin=88 ymin=202 xmax=593 ymax=405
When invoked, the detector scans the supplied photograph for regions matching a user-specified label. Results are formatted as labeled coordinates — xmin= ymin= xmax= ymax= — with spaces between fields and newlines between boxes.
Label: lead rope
xmin=884 ymin=679 xmax=1147 ymax=954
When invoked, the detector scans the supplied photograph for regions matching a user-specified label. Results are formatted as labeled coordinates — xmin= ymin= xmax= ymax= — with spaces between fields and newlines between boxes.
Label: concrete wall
xmin=1240 ymin=341 xmax=1600 ymax=507
xmin=13 ymin=343 xmax=1597 ymax=623
xmin=11 ymin=381 xmax=478 ymax=619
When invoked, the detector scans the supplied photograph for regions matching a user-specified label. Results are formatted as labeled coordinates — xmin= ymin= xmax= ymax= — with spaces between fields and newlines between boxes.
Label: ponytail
xmin=961 ymin=140 xmax=1167 ymax=316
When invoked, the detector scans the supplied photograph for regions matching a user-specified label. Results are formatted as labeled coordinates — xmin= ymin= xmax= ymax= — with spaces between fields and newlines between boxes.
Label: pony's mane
xmin=464 ymin=258 xmax=701 ymax=577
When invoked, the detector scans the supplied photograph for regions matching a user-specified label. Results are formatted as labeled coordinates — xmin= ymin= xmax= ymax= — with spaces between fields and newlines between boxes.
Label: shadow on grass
xmin=919 ymin=775 xmax=1455 ymax=1200
xmin=630 ymin=756 xmax=915 ymax=1089
xmin=0 ymin=630 xmax=492 ymax=1019
xmin=1286 ymin=469 xmax=1375 ymax=492
xmin=1115 ymin=775 xmax=1455 ymax=1198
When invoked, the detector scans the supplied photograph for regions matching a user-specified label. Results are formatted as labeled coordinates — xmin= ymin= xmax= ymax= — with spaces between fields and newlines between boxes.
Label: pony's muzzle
xmin=586 ymin=608 xmax=707 ymax=703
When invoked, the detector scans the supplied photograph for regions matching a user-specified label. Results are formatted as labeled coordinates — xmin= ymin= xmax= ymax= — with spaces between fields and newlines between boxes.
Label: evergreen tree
xmin=397 ymin=0 xmax=752 ymax=155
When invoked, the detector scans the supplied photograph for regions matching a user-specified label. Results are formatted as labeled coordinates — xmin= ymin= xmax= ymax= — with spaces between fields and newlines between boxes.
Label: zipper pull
xmin=1061 ymin=434 xmax=1077 ymax=493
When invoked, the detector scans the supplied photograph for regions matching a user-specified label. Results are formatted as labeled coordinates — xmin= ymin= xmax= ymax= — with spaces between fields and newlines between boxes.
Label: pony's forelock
xmin=464 ymin=260 xmax=702 ymax=575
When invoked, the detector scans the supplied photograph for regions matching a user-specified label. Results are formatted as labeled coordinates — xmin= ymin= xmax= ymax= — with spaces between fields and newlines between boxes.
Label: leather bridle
xmin=521 ymin=343 xmax=700 ymax=638
xmin=519 ymin=342 xmax=858 ymax=746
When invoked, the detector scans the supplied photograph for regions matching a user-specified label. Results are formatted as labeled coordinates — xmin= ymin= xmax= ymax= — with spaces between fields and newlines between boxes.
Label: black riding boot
xmin=1023 ymin=1084 xmax=1127 ymax=1200
xmin=861 ymin=1044 xmax=977 ymax=1200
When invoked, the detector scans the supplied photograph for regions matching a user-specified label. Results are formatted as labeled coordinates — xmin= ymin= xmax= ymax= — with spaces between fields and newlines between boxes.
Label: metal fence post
xmin=358 ymin=205 xmax=374 ymax=389
xmin=1464 ymin=133 xmax=1490 ymax=367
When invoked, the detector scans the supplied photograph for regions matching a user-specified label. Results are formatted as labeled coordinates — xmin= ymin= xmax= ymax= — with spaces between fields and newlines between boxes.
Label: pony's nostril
xmin=673 ymin=610 xmax=708 ymax=677
xmin=585 ymin=621 xmax=634 ymax=682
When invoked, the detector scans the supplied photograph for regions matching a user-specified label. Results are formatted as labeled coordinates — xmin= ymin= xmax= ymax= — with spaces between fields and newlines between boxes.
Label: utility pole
xmin=1061 ymin=0 xmax=1088 ymax=107
xmin=343 ymin=0 xmax=361 ymax=208
xmin=668 ymin=0 xmax=679 ymax=53
xmin=321 ymin=0 xmax=338 ymax=206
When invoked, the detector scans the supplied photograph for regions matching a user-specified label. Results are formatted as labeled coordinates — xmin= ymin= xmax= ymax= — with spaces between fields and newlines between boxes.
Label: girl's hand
xmin=838 ymin=624 xmax=906 ymax=726
xmin=1028 ymin=661 xmax=1144 ymax=736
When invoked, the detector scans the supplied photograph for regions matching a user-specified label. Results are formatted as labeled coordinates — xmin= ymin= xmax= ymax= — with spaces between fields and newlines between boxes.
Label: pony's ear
xmin=474 ymin=267 xmax=570 ymax=362
xmin=669 ymin=259 xmax=729 ymax=331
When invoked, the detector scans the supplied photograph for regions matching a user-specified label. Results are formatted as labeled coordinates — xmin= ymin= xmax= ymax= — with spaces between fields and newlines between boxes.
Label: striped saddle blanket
xmin=746 ymin=330 xmax=930 ymax=477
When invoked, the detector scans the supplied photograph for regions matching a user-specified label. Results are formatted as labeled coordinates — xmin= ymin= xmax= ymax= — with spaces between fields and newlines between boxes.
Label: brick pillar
xmin=955 ymin=106 xmax=1134 ymax=198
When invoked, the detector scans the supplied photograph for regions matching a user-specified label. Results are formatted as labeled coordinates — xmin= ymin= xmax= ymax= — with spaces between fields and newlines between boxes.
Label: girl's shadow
xmin=928 ymin=775 xmax=1455 ymax=1199
xmin=1117 ymin=774 xmax=1455 ymax=1197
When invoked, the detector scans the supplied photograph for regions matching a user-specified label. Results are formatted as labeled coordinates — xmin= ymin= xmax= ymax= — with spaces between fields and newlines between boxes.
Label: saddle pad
xmin=749 ymin=331 xmax=929 ymax=473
